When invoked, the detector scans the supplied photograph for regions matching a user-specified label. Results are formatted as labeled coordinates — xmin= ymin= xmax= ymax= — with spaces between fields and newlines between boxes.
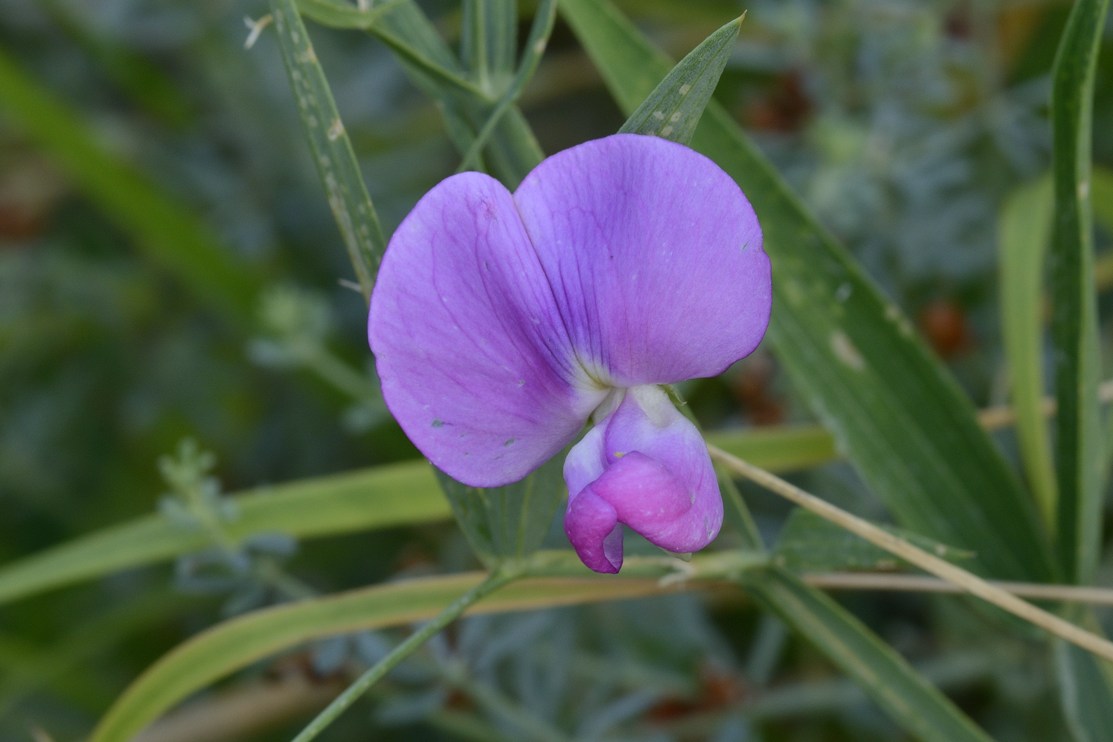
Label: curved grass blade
xmin=1048 ymin=1 xmax=1113 ymax=736
xmin=561 ymin=0 xmax=1053 ymax=582
xmin=999 ymin=177 xmax=1058 ymax=524
xmin=1 ymin=390 xmax=1074 ymax=610
xmin=269 ymin=0 xmax=386 ymax=298
xmin=88 ymin=568 xmax=694 ymax=742
xmin=1048 ymin=0 xmax=1108 ymax=584
xmin=0 ymin=462 xmax=446 ymax=606
xmin=745 ymin=568 xmax=993 ymax=742
xmin=1057 ymin=626 xmax=1113 ymax=742
xmin=0 ymin=423 xmax=830 ymax=607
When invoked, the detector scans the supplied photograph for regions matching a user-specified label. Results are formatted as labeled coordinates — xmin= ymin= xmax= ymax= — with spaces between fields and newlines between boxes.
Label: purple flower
xmin=368 ymin=134 xmax=771 ymax=573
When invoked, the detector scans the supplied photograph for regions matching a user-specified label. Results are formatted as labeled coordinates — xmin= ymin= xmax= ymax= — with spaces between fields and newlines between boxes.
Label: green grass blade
xmin=298 ymin=0 xmax=541 ymax=187
xmin=1054 ymin=84 xmax=1113 ymax=733
xmin=457 ymin=0 xmax=558 ymax=172
xmin=1057 ymin=630 xmax=1113 ymax=742
xmin=303 ymin=0 xmax=544 ymax=186
xmin=87 ymin=569 xmax=689 ymax=742
xmin=0 ymin=393 xmax=1055 ymax=609
xmin=0 ymin=49 xmax=261 ymax=327
xmin=619 ymin=14 xmax=741 ymax=145
xmin=561 ymin=0 xmax=1053 ymax=581
xmin=292 ymin=0 xmax=400 ymax=29
xmin=774 ymin=511 xmax=973 ymax=573
xmin=1093 ymin=168 xmax=1113 ymax=235
xmin=0 ymin=462 xmax=446 ymax=606
xmin=296 ymin=0 xmax=488 ymax=100
xmin=745 ymin=568 xmax=993 ymax=742
xmin=1049 ymin=0 xmax=1109 ymax=583
xmin=0 ymin=422 xmax=835 ymax=607
xmin=999 ymin=177 xmax=1058 ymax=524
xmin=461 ymin=0 xmax=517 ymax=92
xmin=269 ymin=0 xmax=386 ymax=298
xmin=706 ymin=424 xmax=835 ymax=473
xmin=374 ymin=0 xmax=544 ymax=186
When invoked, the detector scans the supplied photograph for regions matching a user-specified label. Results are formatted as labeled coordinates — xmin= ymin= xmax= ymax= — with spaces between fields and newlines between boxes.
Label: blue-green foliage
xmin=0 ymin=0 xmax=1109 ymax=740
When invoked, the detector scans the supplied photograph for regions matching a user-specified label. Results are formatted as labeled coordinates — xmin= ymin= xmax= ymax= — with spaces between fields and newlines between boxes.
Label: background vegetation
xmin=1 ymin=0 xmax=1111 ymax=740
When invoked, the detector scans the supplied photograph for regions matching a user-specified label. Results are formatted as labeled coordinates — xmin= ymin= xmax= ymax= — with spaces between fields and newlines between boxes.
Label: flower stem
xmin=708 ymin=444 xmax=1113 ymax=663
xmin=290 ymin=563 xmax=523 ymax=742
xmin=802 ymin=572 xmax=1113 ymax=605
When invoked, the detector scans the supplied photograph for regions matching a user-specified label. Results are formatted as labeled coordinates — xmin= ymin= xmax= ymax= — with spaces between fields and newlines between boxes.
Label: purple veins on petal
xmin=368 ymin=172 xmax=605 ymax=488
xmin=368 ymin=133 xmax=770 ymax=572
xmin=514 ymin=135 xmax=771 ymax=386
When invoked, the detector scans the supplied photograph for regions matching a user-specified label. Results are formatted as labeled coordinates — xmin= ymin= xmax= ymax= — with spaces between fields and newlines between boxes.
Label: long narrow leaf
xmin=0 ymin=424 xmax=832 ymax=607
xmin=1057 ymin=630 xmax=1113 ymax=742
xmin=1093 ymin=168 xmax=1113 ymax=236
xmin=564 ymin=13 xmax=996 ymax=739
xmin=745 ymin=568 xmax=993 ymax=742
xmin=0 ymin=463 xmax=446 ymax=606
xmin=1048 ymin=0 xmax=1108 ymax=583
xmin=1048 ymin=1 xmax=1112 ymax=735
xmin=269 ymin=0 xmax=386 ymax=298
xmin=457 ymin=0 xmax=558 ymax=171
xmin=560 ymin=0 xmax=1054 ymax=582
xmin=774 ymin=510 xmax=973 ymax=573
xmin=328 ymin=0 xmax=543 ymax=187
xmin=461 ymin=0 xmax=517 ymax=91
xmin=89 ymin=568 xmax=710 ymax=742
xmin=296 ymin=0 xmax=486 ymax=100
xmin=999 ymin=177 xmax=1058 ymax=523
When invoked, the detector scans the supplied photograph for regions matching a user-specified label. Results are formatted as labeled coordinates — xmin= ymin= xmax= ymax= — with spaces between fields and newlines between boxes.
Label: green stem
xmin=296 ymin=0 xmax=492 ymax=101
xmin=457 ymin=0 xmax=558 ymax=171
xmin=709 ymin=445 xmax=1113 ymax=663
xmin=291 ymin=563 xmax=523 ymax=742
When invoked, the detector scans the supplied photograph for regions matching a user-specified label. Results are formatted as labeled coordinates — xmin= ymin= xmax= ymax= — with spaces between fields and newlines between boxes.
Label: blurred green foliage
xmin=0 ymin=0 xmax=1110 ymax=740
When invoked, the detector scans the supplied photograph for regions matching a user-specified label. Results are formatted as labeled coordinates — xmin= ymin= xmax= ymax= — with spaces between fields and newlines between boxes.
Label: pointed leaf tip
xmin=620 ymin=15 xmax=742 ymax=145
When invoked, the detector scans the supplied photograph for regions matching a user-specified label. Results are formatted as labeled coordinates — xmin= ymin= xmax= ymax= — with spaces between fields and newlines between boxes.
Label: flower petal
xmin=562 ymin=422 xmax=607 ymax=498
xmin=514 ymin=134 xmax=772 ymax=386
xmin=564 ymin=483 xmax=625 ymax=573
xmin=369 ymin=172 xmax=606 ymax=487
xmin=563 ymin=385 xmax=723 ymax=573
